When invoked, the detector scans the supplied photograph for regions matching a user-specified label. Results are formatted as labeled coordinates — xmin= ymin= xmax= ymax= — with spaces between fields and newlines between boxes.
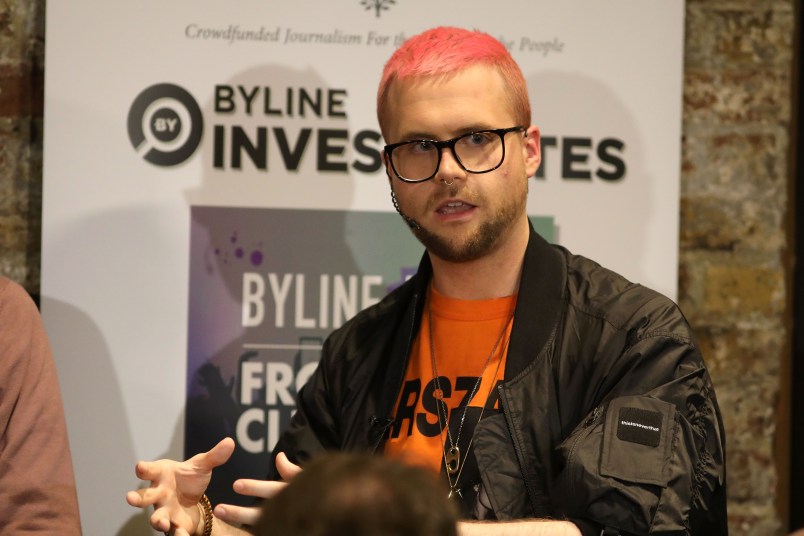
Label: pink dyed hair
xmin=376 ymin=26 xmax=531 ymax=138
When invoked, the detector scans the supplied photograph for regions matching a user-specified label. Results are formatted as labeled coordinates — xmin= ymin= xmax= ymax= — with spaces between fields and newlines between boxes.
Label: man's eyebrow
xmin=398 ymin=124 xmax=495 ymax=142
xmin=397 ymin=131 xmax=436 ymax=141
xmin=458 ymin=123 xmax=496 ymax=134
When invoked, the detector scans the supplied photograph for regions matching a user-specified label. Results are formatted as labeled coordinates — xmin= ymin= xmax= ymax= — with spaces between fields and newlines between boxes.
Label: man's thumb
xmin=195 ymin=437 xmax=235 ymax=470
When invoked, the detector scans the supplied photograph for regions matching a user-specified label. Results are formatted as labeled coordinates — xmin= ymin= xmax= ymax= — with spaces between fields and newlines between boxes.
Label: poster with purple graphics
xmin=186 ymin=206 xmax=554 ymax=504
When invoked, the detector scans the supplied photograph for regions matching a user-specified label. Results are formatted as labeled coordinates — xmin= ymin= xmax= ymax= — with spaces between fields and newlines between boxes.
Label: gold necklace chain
xmin=428 ymin=300 xmax=513 ymax=498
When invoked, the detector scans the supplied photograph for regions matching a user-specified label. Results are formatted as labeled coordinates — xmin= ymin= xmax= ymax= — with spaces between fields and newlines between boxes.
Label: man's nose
xmin=435 ymin=147 xmax=466 ymax=183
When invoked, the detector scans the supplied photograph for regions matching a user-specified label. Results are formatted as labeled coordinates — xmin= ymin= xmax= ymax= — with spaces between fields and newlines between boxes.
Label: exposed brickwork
xmin=0 ymin=0 xmax=796 ymax=533
xmin=0 ymin=0 xmax=43 ymax=293
xmin=682 ymin=1 xmax=794 ymax=534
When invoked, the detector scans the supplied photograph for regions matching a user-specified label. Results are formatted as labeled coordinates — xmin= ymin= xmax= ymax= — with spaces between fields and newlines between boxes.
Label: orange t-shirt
xmin=383 ymin=285 xmax=516 ymax=474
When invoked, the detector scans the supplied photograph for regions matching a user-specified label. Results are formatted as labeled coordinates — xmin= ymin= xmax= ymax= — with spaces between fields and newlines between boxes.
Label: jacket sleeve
xmin=266 ymin=334 xmax=342 ymax=479
xmin=552 ymin=301 xmax=727 ymax=535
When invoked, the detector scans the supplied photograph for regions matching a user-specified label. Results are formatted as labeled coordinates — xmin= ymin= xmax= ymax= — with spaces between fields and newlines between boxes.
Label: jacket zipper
xmin=566 ymin=404 xmax=603 ymax=500
xmin=497 ymin=384 xmax=541 ymax=515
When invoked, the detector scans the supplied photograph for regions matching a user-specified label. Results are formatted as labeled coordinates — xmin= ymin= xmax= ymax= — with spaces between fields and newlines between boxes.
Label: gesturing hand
xmin=126 ymin=437 xmax=235 ymax=536
xmin=214 ymin=452 xmax=302 ymax=527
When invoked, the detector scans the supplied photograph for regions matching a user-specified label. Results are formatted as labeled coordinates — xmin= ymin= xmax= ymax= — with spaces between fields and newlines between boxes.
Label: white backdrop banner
xmin=42 ymin=1 xmax=684 ymax=533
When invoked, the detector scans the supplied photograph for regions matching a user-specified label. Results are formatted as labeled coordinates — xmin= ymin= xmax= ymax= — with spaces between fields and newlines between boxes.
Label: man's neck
xmin=429 ymin=220 xmax=529 ymax=300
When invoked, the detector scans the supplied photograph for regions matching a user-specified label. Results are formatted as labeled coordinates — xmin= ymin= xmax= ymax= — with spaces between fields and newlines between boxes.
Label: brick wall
xmin=0 ymin=0 xmax=43 ymax=293
xmin=0 ymin=1 xmax=796 ymax=533
xmin=681 ymin=2 xmax=795 ymax=534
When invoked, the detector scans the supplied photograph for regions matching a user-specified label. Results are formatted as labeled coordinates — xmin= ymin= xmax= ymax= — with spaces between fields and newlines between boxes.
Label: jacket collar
xmin=505 ymin=223 xmax=566 ymax=379
xmin=413 ymin=221 xmax=566 ymax=380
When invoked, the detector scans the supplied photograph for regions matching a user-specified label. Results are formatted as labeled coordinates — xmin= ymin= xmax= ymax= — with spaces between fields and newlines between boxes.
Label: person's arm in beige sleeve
xmin=0 ymin=277 xmax=82 ymax=534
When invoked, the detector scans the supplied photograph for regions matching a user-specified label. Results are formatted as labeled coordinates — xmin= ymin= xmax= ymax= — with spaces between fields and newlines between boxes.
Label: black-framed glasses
xmin=384 ymin=126 xmax=526 ymax=183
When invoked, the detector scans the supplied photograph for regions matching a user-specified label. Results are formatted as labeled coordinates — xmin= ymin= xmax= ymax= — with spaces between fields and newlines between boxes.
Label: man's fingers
xmin=126 ymin=486 xmax=168 ymax=508
xmin=134 ymin=460 xmax=162 ymax=480
xmin=233 ymin=478 xmax=287 ymax=499
xmin=125 ymin=490 xmax=143 ymax=508
xmin=191 ymin=437 xmax=236 ymax=471
xmin=206 ymin=437 xmax=236 ymax=467
xmin=149 ymin=507 xmax=172 ymax=532
xmin=275 ymin=451 xmax=302 ymax=481
xmin=214 ymin=503 xmax=262 ymax=526
xmin=126 ymin=489 xmax=149 ymax=508
xmin=149 ymin=504 xmax=197 ymax=534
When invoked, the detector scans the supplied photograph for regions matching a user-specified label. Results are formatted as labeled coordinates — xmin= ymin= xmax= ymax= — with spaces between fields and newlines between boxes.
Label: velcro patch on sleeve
xmin=616 ymin=406 xmax=662 ymax=447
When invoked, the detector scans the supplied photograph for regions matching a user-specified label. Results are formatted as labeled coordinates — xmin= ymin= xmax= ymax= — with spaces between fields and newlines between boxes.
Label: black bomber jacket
xmin=269 ymin=225 xmax=728 ymax=535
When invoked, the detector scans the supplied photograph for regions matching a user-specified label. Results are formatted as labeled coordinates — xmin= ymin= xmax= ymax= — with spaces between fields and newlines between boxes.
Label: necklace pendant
xmin=434 ymin=388 xmax=444 ymax=400
xmin=448 ymin=487 xmax=463 ymax=500
xmin=445 ymin=445 xmax=460 ymax=475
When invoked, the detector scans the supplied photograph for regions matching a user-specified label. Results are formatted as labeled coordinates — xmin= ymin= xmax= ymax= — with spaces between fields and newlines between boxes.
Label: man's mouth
xmin=436 ymin=200 xmax=475 ymax=215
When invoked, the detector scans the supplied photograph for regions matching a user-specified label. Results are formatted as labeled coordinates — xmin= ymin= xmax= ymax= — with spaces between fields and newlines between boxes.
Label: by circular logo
xmin=127 ymin=83 xmax=203 ymax=166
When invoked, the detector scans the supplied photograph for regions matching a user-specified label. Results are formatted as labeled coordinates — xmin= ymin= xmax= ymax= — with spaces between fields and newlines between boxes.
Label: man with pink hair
xmin=128 ymin=27 xmax=727 ymax=536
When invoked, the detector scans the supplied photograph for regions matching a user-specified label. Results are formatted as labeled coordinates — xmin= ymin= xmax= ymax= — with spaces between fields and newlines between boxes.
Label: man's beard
xmin=393 ymin=182 xmax=527 ymax=263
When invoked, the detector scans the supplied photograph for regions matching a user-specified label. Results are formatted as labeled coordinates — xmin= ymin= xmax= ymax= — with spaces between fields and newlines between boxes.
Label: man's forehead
xmin=384 ymin=67 xmax=515 ymax=140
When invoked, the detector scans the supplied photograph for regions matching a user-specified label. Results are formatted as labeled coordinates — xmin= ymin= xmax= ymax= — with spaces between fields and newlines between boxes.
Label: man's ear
xmin=523 ymin=125 xmax=541 ymax=177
